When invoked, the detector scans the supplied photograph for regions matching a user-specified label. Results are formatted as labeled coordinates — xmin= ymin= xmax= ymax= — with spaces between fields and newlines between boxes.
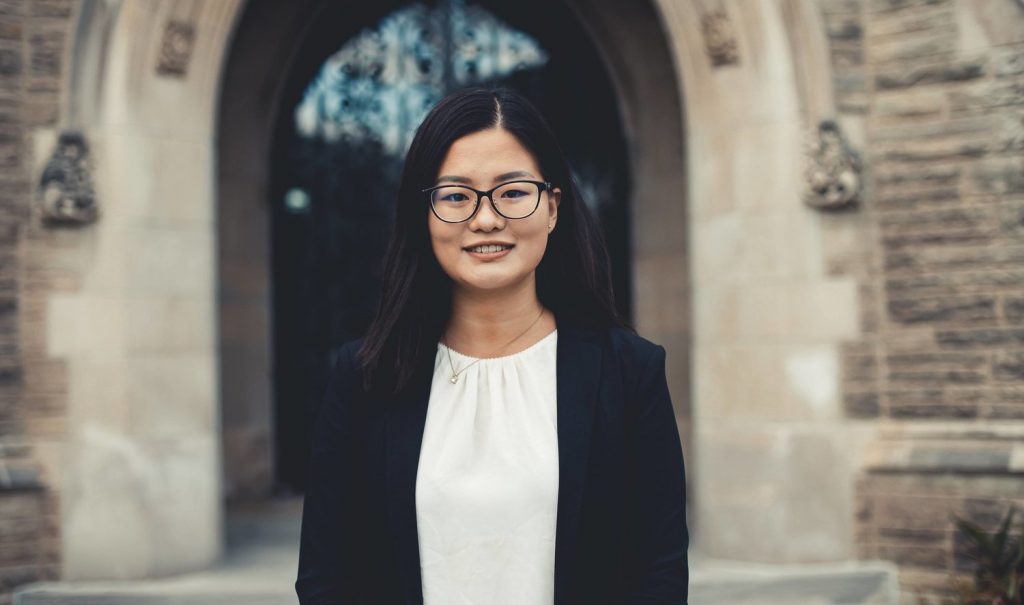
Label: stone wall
xmin=821 ymin=0 xmax=1024 ymax=601
xmin=0 ymin=0 xmax=75 ymax=602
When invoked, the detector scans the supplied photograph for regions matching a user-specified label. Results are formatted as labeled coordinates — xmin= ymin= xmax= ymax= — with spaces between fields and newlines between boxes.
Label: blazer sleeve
xmin=295 ymin=342 xmax=365 ymax=604
xmin=625 ymin=344 xmax=690 ymax=604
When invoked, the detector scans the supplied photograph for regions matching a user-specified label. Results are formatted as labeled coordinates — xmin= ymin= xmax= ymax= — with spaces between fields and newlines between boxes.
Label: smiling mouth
xmin=465 ymin=244 xmax=514 ymax=254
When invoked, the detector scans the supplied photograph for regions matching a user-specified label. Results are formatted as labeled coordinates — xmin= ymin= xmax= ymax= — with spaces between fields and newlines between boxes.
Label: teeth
xmin=468 ymin=244 xmax=511 ymax=253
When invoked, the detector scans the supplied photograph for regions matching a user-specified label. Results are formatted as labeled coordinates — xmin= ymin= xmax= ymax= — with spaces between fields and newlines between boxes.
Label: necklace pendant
xmin=449 ymin=374 xmax=459 ymax=384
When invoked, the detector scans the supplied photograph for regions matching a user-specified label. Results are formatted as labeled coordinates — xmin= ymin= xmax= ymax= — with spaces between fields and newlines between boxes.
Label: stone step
xmin=689 ymin=556 xmax=899 ymax=605
xmin=16 ymin=500 xmax=899 ymax=605
xmin=15 ymin=560 xmax=900 ymax=605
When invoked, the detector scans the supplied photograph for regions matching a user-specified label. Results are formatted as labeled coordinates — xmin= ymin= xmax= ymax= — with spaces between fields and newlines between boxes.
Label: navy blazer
xmin=295 ymin=320 xmax=689 ymax=604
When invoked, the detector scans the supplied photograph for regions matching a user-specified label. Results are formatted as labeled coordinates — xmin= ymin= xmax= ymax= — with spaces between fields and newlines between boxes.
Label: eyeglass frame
xmin=422 ymin=179 xmax=555 ymax=224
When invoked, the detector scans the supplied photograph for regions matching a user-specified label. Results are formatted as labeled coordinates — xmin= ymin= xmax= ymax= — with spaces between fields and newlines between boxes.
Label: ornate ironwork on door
xmin=295 ymin=0 xmax=548 ymax=155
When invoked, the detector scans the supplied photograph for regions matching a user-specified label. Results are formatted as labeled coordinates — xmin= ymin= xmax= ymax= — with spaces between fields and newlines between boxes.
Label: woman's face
xmin=427 ymin=127 xmax=560 ymax=296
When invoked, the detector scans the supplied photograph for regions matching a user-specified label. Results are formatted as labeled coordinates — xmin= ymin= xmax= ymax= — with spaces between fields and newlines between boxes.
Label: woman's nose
xmin=469 ymin=195 xmax=505 ymax=231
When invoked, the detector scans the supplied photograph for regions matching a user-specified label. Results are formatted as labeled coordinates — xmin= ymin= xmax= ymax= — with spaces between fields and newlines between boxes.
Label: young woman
xmin=296 ymin=87 xmax=689 ymax=604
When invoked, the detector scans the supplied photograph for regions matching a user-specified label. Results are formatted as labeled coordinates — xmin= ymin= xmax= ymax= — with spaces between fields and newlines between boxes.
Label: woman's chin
xmin=455 ymin=272 xmax=530 ymax=295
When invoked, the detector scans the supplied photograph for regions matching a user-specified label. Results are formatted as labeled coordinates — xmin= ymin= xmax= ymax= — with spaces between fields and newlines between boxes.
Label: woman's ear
xmin=548 ymin=187 xmax=561 ymax=231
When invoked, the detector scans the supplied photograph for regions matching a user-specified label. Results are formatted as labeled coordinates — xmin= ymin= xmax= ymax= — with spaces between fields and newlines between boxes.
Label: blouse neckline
xmin=438 ymin=328 xmax=558 ymax=363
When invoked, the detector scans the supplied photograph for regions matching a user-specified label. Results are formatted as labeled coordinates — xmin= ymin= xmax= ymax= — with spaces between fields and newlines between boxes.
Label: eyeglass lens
xmin=430 ymin=181 xmax=541 ymax=222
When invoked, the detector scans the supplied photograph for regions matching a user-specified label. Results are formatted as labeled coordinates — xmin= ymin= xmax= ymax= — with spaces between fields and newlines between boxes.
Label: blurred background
xmin=2 ymin=0 xmax=1023 ymax=603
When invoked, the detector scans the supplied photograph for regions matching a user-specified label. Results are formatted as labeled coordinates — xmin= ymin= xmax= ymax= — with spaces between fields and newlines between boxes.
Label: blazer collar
xmin=383 ymin=315 xmax=603 ymax=605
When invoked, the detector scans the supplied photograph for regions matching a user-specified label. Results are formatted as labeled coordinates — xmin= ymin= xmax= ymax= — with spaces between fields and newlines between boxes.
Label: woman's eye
xmin=442 ymin=193 xmax=468 ymax=202
xmin=501 ymin=189 xmax=527 ymax=199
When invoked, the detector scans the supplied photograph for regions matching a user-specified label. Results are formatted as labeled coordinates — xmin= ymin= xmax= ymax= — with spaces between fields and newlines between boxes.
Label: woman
xmin=296 ymin=87 xmax=689 ymax=604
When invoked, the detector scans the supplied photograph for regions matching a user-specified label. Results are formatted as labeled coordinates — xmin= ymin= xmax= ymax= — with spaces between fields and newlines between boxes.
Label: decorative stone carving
xmin=156 ymin=20 xmax=196 ymax=77
xmin=701 ymin=9 xmax=739 ymax=67
xmin=37 ymin=131 xmax=98 ymax=225
xmin=804 ymin=120 xmax=861 ymax=210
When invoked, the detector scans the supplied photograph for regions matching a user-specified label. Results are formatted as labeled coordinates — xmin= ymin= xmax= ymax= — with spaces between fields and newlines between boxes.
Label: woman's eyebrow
xmin=435 ymin=170 xmax=537 ymax=185
xmin=436 ymin=174 xmax=472 ymax=184
xmin=493 ymin=170 xmax=535 ymax=182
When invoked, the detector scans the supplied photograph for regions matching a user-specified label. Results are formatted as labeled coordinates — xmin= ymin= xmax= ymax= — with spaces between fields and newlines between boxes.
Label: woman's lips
xmin=464 ymin=245 xmax=514 ymax=261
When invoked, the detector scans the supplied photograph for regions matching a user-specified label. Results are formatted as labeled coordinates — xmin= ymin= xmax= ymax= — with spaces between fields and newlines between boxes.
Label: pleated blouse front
xmin=415 ymin=329 xmax=559 ymax=605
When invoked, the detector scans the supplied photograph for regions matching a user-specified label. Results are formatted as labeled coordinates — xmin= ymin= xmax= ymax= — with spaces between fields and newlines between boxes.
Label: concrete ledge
xmin=691 ymin=557 xmax=900 ymax=605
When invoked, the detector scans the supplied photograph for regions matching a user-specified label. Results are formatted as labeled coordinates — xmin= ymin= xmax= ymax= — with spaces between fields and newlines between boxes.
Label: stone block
xmin=873 ymin=89 xmax=947 ymax=122
xmin=888 ymin=368 xmax=986 ymax=385
xmin=45 ymin=294 xmax=126 ymax=358
xmin=866 ymin=2 xmax=952 ymax=35
xmin=29 ymin=0 xmax=72 ymax=18
xmin=696 ymin=426 xmax=857 ymax=561
xmin=881 ymin=222 xmax=995 ymax=249
xmin=968 ymin=159 xmax=1024 ymax=195
xmin=65 ymin=358 xmax=129 ymax=431
xmin=123 ymin=297 xmax=215 ymax=354
xmin=826 ymin=15 xmax=863 ymax=41
xmin=97 ymin=133 xmax=215 ymax=228
xmin=845 ymin=391 xmax=881 ymax=418
xmin=821 ymin=0 xmax=863 ymax=15
xmin=885 ymin=270 xmax=1024 ymax=297
xmin=994 ymin=47 xmax=1024 ymax=78
xmin=884 ymin=244 xmax=1024 ymax=273
xmin=887 ymin=389 xmax=980 ymax=418
xmin=950 ymin=79 xmax=1024 ymax=114
xmin=868 ymin=0 xmax=951 ymax=12
xmin=222 ymin=427 xmax=273 ymax=500
xmin=830 ymin=44 xmax=864 ymax=68
xmin=27 ymin=29 xmax=62 ymax=78
xmin=121 ymin=226 xmax=214 ymax=296
xmin=0 ymin=46 xmax=20 ymax=79
xmin=992 ymin=351 xmax=1024 ymax=381
xmin=874 ymin=163 xmax=959 ymax=188
xmin=634 ymin=252 xmax=688 ymax=333
xmin=842 ymin=348 xmax=879 ymax=382
xmin=1005 ymin=296 xmax=1024 ymax=323
xmin=0 ymin=565 xmax=45 ymax=593
xmin=884 ymin=202 xmax=1001 ymax=237
xmin=0 ymin=18 xmax=20 ymax=40
xmin=908 ymin=447 xmax=1011 ymax=472
xmin=868 ymin=32 xmax=954 ymax=64
xmin=875 ymin=542 xmax=947 ymax=569
xmin=694 ymin=343 xmax=843 ymax=421
xmin=887 ymin=294 xmax=996 ymax=324
xmin=936 ymin=328 xmax=1024 ymax=348
xmin=125 ymin=354 xmax=216 ymax=437
xmin=874 ymin=59 xmax=985 ymax=90
xmin=0 ymin=490 xmax=42 ymax=519
xmin=62 ymin=433 xmax=221 ymax=579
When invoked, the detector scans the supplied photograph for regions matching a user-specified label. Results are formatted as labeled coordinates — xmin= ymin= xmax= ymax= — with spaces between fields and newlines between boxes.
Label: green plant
xmin=922 ymin=506 xmax=1024 ymax=605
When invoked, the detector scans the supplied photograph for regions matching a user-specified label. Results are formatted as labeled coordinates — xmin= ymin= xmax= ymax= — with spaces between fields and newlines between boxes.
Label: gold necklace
xmin=442 ymin=308 xmax=546 ymax=384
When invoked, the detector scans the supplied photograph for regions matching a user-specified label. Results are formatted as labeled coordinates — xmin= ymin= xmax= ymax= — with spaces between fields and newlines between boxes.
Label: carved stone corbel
xmin=701 ymin=9 xmax=739 ymax=67
xmin=804 ymin=120 xmax=861 ymax=210
xmin=156 ymin=19 xmax=196 ymax=77
xmin=37 ymin=131 xmax=98 ymax=225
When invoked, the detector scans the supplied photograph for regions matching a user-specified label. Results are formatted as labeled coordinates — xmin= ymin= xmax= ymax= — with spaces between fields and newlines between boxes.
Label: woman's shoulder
xmin=601 ymin=325 xmax=664 ymax=364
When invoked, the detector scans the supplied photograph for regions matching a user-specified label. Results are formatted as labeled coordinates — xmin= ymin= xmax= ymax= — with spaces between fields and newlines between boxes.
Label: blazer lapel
xmin=384 ymin=360 xmax=432 ymax=605
xmin=553 ymin=322 xmax=602 ymax=604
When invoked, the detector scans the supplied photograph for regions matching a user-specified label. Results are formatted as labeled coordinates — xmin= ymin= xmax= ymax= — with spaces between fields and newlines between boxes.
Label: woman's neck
xmin=445 ymin=281 xmax=555 ymax=357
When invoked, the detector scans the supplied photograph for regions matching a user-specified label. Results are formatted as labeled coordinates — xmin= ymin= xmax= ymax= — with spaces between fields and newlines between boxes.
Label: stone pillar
xmin=28 ymin=0 xmax=243 ymax=579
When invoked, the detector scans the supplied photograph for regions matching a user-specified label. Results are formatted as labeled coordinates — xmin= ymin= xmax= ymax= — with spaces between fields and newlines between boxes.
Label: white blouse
xmin=415 ymin=329 xmax=559 ymax=605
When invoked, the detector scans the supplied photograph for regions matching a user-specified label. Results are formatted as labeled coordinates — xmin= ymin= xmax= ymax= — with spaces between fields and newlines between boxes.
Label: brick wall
xmin=0 ymin=0 xmax=75 ymax=602
xmin=823 ymin=0 xmax=1024 ymax=601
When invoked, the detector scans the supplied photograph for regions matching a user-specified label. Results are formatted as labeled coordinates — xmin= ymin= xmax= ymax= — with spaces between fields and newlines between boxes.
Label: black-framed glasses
xmin=423 ymin=179 xmax=554 ymax=223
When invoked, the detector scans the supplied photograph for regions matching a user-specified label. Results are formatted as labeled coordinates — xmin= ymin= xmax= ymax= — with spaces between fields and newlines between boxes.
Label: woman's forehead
xmin=436 ymin=128 xmax=541 ymax=183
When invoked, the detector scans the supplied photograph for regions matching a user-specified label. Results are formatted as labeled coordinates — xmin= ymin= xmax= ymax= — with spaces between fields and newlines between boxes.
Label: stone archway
xmin=216 ymin=0 xmax=689 ymax=503
xmin=44 ymin=0 xmax=862 ymax=581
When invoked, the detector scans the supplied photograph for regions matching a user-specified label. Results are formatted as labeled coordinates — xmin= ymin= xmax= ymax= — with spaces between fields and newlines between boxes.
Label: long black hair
xmin=359 ymin=86 xmax=627 ymax=395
